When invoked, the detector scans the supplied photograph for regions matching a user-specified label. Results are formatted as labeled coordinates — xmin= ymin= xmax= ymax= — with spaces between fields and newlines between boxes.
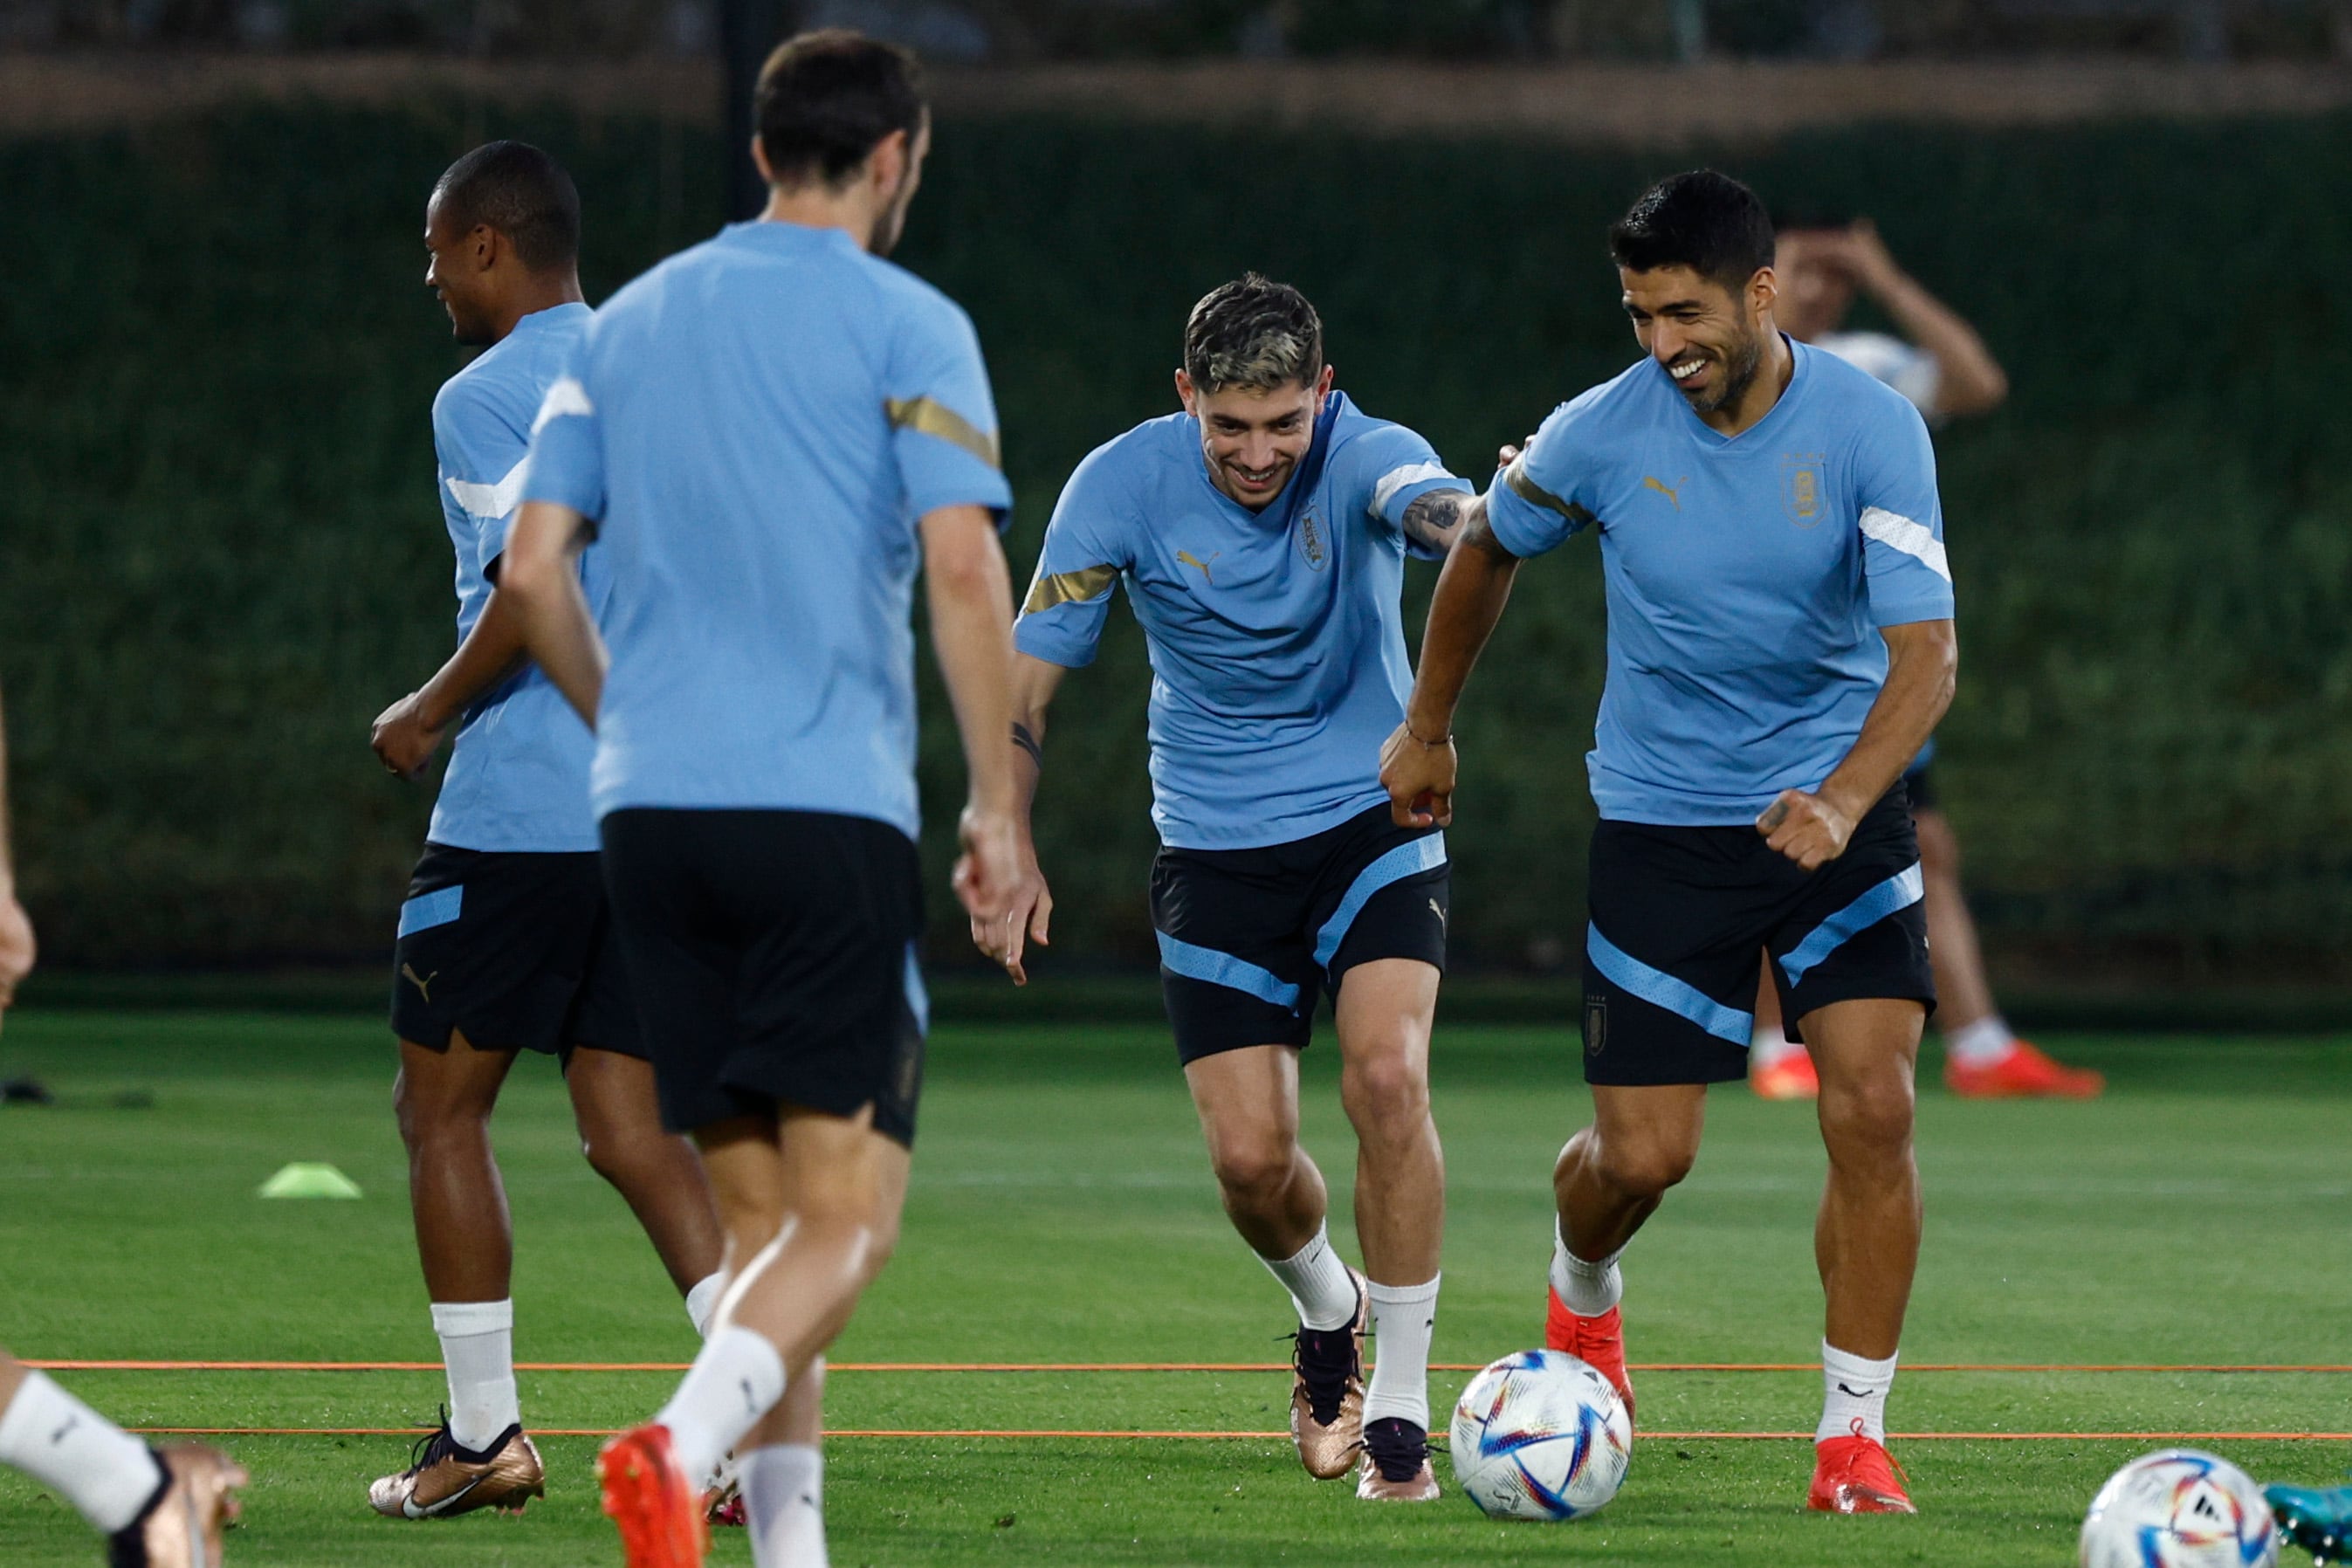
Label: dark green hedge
xmin=4 ymin=102 xmax=2349 ymax=972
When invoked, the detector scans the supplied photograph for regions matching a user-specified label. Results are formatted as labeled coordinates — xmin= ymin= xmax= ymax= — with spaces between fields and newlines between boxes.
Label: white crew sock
xmin=1945 ymin=1014 xmax=2018 ymax=1067
xmin=1361 ymin=1275 xmax=1441 ymax=1431
xmin=1260 ymin=1224 xmax=1358 ymax=1332
xmin=1750 ymin=1027 xmax=1805 ymax=1069
xmin=1549 ymin=1221 xmax=1625 ymax=1317
xmin=743 ymin=1443 xmax=827 ymax=1567
xmin=431 ymin=1299 xmax=519 ymax=1452
xmin=656 ymin=1325 xmax=787 ymax=1483
xmin=685 ymin=1271 xmax=728 ymax=1338
xmin=0 ymin=1371 xmax=165 ymax=1533
xmin=1817 ymin=1340 xmax=1899 ymax=1445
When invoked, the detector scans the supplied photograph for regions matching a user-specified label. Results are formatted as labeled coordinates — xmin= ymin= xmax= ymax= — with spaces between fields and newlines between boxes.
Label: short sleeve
xmin=1347 ymin=422 xmax=1471 ymax=562
xmin=432 ymin=380 xmax=534 ymax=575
xmin=1854 ymin=400 xmax=1955 ymax=628
xmin=887 ymin=297 xmax=1014 ymax=527
xmin=520 ymin=369 xmax=607 ymax=529
xmin=1012 ymin=445 xmax=1131 ymax=671
xmin=1484 ymin=400 xmax=1597 ymax=559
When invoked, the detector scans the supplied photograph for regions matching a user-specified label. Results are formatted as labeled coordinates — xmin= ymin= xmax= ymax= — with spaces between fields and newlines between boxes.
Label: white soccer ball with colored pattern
xmin=2079 ymin=1449 xmax=2279 ymax=1567
xmin=1448 ymin=1349 xmax=1632 ymax=1521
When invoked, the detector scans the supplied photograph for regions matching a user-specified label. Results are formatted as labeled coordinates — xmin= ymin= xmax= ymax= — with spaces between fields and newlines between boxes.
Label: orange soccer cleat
xmin=1809 ymin=1428 xmax=1916 ymax=1515
xmin=1943 ymin=1038 xmax=2104 ymax=1099
xmin=1543 ymin=1289 xmax=1634 ymax=1418
xmin=1751 ymin=1047 xmax=1819 ymax=1100
xmin=597 ymin=1424 xmax=708 ymax=1568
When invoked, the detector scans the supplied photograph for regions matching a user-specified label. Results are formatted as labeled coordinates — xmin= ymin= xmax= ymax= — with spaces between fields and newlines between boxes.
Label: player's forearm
xmin=922 ymin=509 xmax=1021 ymax=821
xmin=1867 ymin=271 xmax=2008 ymax=416
xmin=500 ymin=501 xmax=605 ymax=727
xmin=1007 ymin=661 xmax=1063 ymax=828
xmin=1818 ymin=620 xmax=1957 ymax=822
xmin=414 ymin=586 xmax=531 ymax=730
xmin=1405 ymin=506 xmax=1520 ymax=739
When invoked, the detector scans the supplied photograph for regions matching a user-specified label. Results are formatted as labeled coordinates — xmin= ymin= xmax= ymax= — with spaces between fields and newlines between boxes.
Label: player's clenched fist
xmin=1380 ymin=722 xmax=1457 ymax=829
xmin=1756 ymin=788 xmax=1855 ymax=871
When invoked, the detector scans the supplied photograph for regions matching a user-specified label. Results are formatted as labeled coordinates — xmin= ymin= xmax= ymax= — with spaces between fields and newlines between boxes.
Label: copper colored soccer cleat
xmin=1356 ymin=1417 xmax=1441 ymax=1503
xmin=108 ymin=1443 xmax=249 ymax=1568
xmin=1289 ymin=1269 xmax=1369 ymax=1480
xmin=368 ymin=1419 xmax=546 ymax=1520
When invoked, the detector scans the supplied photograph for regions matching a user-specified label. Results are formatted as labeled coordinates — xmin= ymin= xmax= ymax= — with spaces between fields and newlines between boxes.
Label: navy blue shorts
xmin=389 ymin=843 xmax=643 ymax=1062
xmin=1580 ymin=786 xmax=1934 ymax=1086
xmin=1150 ymin=803 xmax=1448 ymax=1066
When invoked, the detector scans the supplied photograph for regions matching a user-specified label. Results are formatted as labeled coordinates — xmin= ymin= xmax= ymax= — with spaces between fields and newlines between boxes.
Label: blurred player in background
xmin=1386 ymin=171 xmax=1952 ymax=1514
xmin=504 ymin=31 xmax=1021 ymax=1568
xmin=367 ymin=141 xmax=726 ymax=1522
xmin=1003 ymin=277 xmax=1468 ymax=1501
xmin=1751 ymin=214 xmax=2101 ymax=1102
xmin=0 ymin=689 xmax=249 ymax=1563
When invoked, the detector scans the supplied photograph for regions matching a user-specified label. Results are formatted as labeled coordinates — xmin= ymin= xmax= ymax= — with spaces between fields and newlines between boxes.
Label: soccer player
xmin=0 ymin=691 xmax=248 ymax=1564
xmin=1747 ymin=214 xmax=2100 ymax=1102
xmin=499 ymin=31 xmax=1021 ymax=1568
xmin=1382 ymin=170 xmax=1955 ymax=1515
xmin=1002 ymin=276 xmax=1470 ymax=1501
xmin=366 ymin=141 xmax=726 ymax=1521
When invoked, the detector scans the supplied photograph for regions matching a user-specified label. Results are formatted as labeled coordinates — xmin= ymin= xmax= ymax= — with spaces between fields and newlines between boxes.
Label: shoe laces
xmin=1834 ymin=1420 xmax=1910 ymax=1494
xmin=400 ymin=1407 xmax=460 ymax=1478
xmin=1362 ymin=1417 xmax=1428 ymax=1483
xmin=1284 ymin=1318 xmax=1358 ymax=1427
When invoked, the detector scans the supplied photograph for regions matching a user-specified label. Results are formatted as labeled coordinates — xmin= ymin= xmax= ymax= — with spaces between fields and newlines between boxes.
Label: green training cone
xmin=258 ymin=1162 xmax=362 ymax=1200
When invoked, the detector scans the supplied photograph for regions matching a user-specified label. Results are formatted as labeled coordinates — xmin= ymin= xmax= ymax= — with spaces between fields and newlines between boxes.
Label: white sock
xmin=656 ymin=1325 xmax=787 ymax=1483
xmin=743 ymin=1443 xmax=827 ymax=1567
xmin=1549 ymin=1221 xmax=1624 ymax=1317
xmin=685 ymin=1271 xmax=728 ymax=1338
xmin=431 ymin=1299 xmax=519 ymax=1452
xmin=1750 ymin=1028 xmax=1805 ymax=1068
xmin=1361 ymin=1275 xmax=1440 ymax=1431
xmin=0 ymin=1371 xmax=165 ymax=1533
xmin=1818 ymin=1340 xmax=1898 ymax=1444
xmin=1260 ymin=1225 xmax=1358 ymax=1332
xmin=1946 ymin=1015 xmax=2017 ymax=1067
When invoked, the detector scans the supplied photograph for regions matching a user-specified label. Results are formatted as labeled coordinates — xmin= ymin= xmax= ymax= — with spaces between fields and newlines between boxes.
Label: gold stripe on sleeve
xmin=1021 ymin=564 xmax=1118 ymax=616
xmin=1506 ymin=460 xmax=1595 ymax=529
xmin=885 ymin=396 xmax=1002 ymax=470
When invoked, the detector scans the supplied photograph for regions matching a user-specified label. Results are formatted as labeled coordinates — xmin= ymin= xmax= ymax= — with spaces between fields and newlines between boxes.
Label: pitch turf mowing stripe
xmin=39 ymin=1359 xmax=2352 ymax=1372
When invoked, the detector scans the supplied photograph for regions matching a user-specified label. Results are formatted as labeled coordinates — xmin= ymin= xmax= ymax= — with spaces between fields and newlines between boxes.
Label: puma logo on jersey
xmin=1428 ymin=898 xmax=1448 ymax=931
xmin=1176 ymin=549 xmax=1220 ymax=585
xmin=402 ymin=964 xmax=437 ymax=1003
xmin=1643 ymin=475 xmax=1688 ymax=509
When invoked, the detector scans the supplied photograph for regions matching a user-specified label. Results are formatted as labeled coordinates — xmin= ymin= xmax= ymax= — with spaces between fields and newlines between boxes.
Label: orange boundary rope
xmin=40 ymin=1359 xmax=2352 ymax=1374
xmin=126 ymin=1426 xmax=2352 ymax=1441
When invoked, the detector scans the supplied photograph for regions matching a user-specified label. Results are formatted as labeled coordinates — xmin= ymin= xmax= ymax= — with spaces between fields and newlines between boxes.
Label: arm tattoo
xmin=1010 ymin=721 xmax=1043 ymax=770
xmin=1400 ymin=489 xmax=1472 ymax=552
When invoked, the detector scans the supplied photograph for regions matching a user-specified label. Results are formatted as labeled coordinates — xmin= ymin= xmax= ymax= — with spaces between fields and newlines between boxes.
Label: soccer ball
xmin=2079 ymin=1449 xmax=2279 ymax=1567
xmin=1448 ymin=1349 xmax=1632 ymax=1521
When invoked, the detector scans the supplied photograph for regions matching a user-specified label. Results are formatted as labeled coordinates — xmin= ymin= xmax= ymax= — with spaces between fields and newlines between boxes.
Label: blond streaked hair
xmin=1183 ymin=273 xmax=1324 ymax=394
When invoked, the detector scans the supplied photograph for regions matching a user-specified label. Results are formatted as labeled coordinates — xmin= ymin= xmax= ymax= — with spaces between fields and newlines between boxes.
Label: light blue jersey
xmin=428 ymin=300 xmax=603 ymax=853
xmin=1488 ymin=340 xmax=1953 ymax=826
xmin=522 ymin=221 xmax=1011 ymax=840
xmin=1014 ymin=394 xmax=1469 ymax=850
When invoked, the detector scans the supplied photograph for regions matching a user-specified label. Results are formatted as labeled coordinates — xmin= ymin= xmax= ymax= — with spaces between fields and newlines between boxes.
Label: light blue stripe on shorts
xmin=396 ymin=885 xmax=464 ymax=939
xmin=1155 ymin=930 xmax=1303 ymax=1012
xmin=1585 ymin=921 xmax=1751 ymax=1047
xmin=1311 ymin=831 xmax=1448 ymax=973
xmin=1778 ymin=863 xmax=1925 ymax=987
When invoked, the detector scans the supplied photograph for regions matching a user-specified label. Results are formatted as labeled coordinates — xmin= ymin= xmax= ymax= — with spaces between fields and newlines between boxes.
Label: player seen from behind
xmin=0 ymin=687 xmax=249 ymax=1565
xmin=1757 ymin=213 xmax=2101 ymax=1103
xmin=502 ymin=31 xmax=1022 ymax=1568
xmin=1001 ymin=277 xmax=1469 ymax=1501
xmin=366 ymin=141 xmax=727 ymax=1523
xmin=1382 ymin=170 xmax=1956 ymax=1515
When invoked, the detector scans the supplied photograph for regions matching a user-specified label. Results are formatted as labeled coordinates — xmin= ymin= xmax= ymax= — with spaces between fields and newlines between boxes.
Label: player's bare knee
xmin=1819 ymin=1079 xmax=1915 ymax=1164
xmin=1207 ymin=1129 xmax=1296 ymax=1212
xmin=1339 ymin=1049 xmax=1428 ymax=1143
xmin=1592 ymin=1132 xmax=1695 ymax=1199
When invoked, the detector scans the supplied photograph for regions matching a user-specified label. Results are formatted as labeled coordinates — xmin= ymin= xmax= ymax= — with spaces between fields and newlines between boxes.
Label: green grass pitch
xmin=0 ymin=1009 xmax=2342 ymax=1565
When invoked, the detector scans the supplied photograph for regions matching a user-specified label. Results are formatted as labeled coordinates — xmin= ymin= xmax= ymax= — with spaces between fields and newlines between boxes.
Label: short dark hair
xmin=1609 ymin=169 xmax=1775 ymax=292
xmin=1183 ymin=274 xmax=1323 ymax=394
xmin=756 ymin=30 xmax=927 ymax=189
xmin=431 ymin=141 xmax=580 ymax=273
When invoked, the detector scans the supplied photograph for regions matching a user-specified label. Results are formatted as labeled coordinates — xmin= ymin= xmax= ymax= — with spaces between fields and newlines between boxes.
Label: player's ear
xmin=1173 ymin=369 xmax=1197 ymax=415
xmin=469 ymin=224 xmax=499 ymax=274
xmin=750 ymin=135 xmax=775 ymax=189
xmin=1316 ymin=363 xmax=1335 ymax=399
xmin=868 ymin=127 xmax=911 ymax=196
xmin=1750 ymin=265 xmax=1778 ymax=320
